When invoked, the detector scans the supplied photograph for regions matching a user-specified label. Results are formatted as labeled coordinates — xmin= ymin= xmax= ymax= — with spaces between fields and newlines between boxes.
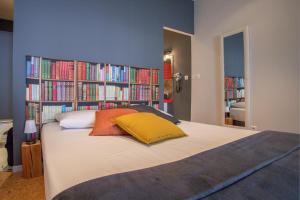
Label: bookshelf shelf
xmin=26 ymin=55 xmax=160 ymax=134
xmin=41 ymin=79 xmax=74 ymax=82
xmin=106 ymin=81 xmax=129 ymax=85
xmin=26 ymin=77 xmax=39 ymax=80
xmin=77 ymin=80 xmax=105 ymax=83
xmin=77 ymin=100 xmax=104 ymax=103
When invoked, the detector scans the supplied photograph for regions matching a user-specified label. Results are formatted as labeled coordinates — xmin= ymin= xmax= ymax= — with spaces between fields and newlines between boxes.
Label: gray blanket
xmin=54 ymin=131 xmax=300 ymax=200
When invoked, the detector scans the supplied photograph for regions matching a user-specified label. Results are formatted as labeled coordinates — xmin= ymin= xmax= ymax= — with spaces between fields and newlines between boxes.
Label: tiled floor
xmin=0 ymin=172 xmax=45 ymax=200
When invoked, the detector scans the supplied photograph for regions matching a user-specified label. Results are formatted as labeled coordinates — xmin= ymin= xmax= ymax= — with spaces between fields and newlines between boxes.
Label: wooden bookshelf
xmin=25 ymin=56 xmax=160 ymax=133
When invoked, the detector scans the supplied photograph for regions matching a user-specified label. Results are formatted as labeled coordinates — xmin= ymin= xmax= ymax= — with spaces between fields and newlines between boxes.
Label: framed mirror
xmin=220 ymin=27 xmax=250 ymax=128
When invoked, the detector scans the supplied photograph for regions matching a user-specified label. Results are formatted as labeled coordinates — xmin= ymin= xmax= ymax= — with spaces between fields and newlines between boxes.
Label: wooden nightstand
xmin=21 ymin=140 xmax=43 ymax=178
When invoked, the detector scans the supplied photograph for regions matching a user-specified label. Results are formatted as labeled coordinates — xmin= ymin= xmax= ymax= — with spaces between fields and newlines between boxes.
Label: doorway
xmin=163 ymin=28 xmax=192 ymax=121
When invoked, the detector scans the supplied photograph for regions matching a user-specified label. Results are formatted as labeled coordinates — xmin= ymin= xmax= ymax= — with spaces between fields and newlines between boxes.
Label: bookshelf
xmin=25 ymin=56 xmax=160 ymax=133
xmin=224 ymin=76 xmax=245 ymax=106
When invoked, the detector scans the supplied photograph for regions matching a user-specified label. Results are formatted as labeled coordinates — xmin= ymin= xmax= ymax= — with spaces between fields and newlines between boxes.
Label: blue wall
xmin=0 ymin=31 xmax=13 ymax=119
xmin=224 ymin=32 xmax=244 ymax=77
xmin=13 ymin=0 xmax=194 ymax=165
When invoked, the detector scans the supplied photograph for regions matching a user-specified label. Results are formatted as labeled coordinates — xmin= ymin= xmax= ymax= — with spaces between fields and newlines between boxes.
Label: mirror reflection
xmin=224 ymin=32 xmax=245 ymax=127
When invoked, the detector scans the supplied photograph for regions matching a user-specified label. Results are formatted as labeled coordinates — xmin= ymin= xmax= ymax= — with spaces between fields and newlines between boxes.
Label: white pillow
xmin=55 ymin=110 xmax=96 ymax=128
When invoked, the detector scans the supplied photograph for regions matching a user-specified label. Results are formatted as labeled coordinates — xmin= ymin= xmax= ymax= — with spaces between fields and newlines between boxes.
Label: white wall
xmin=192 ymin=0 xmax=300 ymax=133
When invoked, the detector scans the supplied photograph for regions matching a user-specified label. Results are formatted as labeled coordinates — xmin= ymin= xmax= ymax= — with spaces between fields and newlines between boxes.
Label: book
xmin=26 ymin=57 xmax=40 ymax=78
xmin=41 ymin=59 xmax=74 ymax=80
xmin=42 ymin=105 xmax=73 ymax=123
xmin=106 ymin=64 xmax=129 ymax=82
xmin=26 ymin=84 xmax=40 ymax=101
xmin=77 ymin=62 xmax=105 ymax=81
xmin=42 ymin=81 xmax=74 ymax=101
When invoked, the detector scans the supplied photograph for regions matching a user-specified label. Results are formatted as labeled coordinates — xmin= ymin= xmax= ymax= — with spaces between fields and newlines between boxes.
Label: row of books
xmin=42 ymin=105 xmax=73 ymax=123
xmin=130 ymin=85 xmax=151 ymax=101
xmin=78 ymin=83 xmax=105 ymax=101
xmin=42 ymin=81 xmax=74 ymax=101
xmin=152 ymin=69 xmax=160 ymax=84
xmin=106 ymin=85 xmax=129 ymax=101
xmin=225 ymin=77 xmax=244 ymax=89
xmin=26 ymin=57 xmax=40 ymax=78
xmin=26 ymin=84 xmax=40 ymax=101
xmin=77 ymin=62 xmax=105 ymax=81
xmin=41 ymin=59 xmax=74 ymax=80
xmin=152 ymin=86 xmax=160 ymax=101
xmin=105 ymin=65 xmax=129 ymax=83
xmin=77 ymin=102 xmax=129 ymax=111
xmin=25 ymin=103 xmax=40 ymax=124
xmin=130 ymin=68 xmax=150 ymax=84
xmin=225 ymin=89 xmax=245 ymax=99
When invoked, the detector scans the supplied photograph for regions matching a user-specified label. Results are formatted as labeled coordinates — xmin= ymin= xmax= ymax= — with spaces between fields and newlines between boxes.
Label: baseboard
xmin=12 ymin=165 xmax=22 ymax=172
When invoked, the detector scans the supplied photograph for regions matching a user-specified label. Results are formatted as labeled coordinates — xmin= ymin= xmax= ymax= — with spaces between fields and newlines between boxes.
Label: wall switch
xmin=184 ymin=75 xmax=189 ymax=80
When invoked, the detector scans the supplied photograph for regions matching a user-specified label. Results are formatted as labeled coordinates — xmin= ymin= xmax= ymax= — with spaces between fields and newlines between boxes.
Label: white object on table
xmin=0 ymin=119 xmax=13 ymax=171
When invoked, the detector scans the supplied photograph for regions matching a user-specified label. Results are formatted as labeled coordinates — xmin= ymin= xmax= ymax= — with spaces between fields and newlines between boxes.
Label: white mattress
xmin=230 ymin=107 xmax=246 ymax=121
xmin=42 ymin=121 xmax=257 ymax=200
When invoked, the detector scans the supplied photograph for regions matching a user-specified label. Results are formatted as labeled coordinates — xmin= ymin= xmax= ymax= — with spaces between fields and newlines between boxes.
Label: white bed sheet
xmin=230 ymin=107 xmax=245 ymax=121
xmin=42 ymin=121 xmax=257 ymax=200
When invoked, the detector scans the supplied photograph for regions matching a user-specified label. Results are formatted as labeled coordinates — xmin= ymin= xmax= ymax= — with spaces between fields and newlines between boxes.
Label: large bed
xmin=42 ymin=121 xmax=299 ymax=200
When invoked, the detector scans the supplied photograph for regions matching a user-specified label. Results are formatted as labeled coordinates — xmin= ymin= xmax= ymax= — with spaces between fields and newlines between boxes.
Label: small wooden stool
xmin=21 ymin=140 xmax=43 ymax=178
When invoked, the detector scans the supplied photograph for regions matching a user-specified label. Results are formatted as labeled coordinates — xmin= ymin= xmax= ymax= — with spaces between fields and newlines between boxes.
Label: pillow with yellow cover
xmin=115 ymin=112 xmax=186 ymax=144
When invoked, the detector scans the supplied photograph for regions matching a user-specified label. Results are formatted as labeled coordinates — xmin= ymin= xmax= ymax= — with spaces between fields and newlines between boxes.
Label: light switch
xmin=184 ymin=75 xmax=189 ymax=80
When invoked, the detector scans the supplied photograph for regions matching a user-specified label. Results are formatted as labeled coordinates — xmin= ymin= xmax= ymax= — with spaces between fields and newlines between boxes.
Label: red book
xmin=86 ymin=84 xmax=90 ymax=101
xmin=51 ymin=62 xmax=55 ymax=79
xmin=52 ymin=82 xmax=57 ymax=101
xmin=29 ymin=84 xmax=32 ymax=101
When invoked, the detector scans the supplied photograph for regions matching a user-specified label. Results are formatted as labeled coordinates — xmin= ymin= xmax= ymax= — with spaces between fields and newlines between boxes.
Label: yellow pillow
xmin=115 ymin=112 xmax=186 ymax=144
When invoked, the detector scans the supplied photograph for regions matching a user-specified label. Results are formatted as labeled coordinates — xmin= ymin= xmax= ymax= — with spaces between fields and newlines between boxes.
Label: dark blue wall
xmin=13 ymin=0 xmax=194 ymax=165
xmin=0 ymin=31 xmax=13 ymax=119
xmin=224 ymin=32 xmax=244 ymax=77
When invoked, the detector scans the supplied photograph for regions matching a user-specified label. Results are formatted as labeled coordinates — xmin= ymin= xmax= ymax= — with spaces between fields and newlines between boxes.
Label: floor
xmin=0 ymin=172 xmax=45 ymax=200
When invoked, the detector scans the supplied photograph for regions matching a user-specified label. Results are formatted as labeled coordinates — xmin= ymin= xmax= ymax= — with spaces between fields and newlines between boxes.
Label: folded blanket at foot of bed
xmin=54 ymin=130 xmax=300 ymax=200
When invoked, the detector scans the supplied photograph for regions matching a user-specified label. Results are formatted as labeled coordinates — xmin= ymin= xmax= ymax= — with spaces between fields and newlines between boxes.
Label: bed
xmin=42 ymin=121 xmax=300 ymax=200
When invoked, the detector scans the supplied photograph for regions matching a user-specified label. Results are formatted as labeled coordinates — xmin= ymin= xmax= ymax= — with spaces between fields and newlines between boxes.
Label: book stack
xmin=105 ymin=64 xmax=129 ymax=82
xmin=41 ymin=59 xmax=74 ymax=80
xmin=42 ymin=81 xmax=74 ymax=101
xmin=130 ymin=68 xmax=150 ymax=84
xmin=77 ymin=105 xmax=99 ymax=111
xmin=26 ymin=84 xmax=40 ymax=101
xmin=25 ymin=103 xmax=40 ymax=124
xmin=131 ymin=85 xmax=150 ymax=101
xmin=106 ymin=85 xmax=129 ymax=101
xmin=77 ymin=83 xmax=104 ymax=101
xmin=152 ymin=69 xmax=159 ymax=84
xmin=26 ymin=57 xmax=40 ymax=78
xmin=77 ymin=62 xmax=105 ymax=81
xmin=42 ymin=105 xmax=73 ymax=123
xmin=152 ymin=86 xmax=159 ymax=101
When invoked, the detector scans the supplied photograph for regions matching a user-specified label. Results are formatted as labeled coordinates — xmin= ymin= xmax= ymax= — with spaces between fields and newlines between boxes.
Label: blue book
xmin=26 ymin=60 xmax=31 ymax=77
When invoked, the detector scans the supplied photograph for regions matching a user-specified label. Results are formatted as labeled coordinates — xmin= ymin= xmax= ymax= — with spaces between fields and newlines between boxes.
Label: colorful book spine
xmin=42 ymin=105 xmax=73 ymax=123
xmin=41 ymin=59 xmax=74 ymax=80
xmin=42 ymin=81 xmax=74 ymax=101
xmin=26 ymin=57 xmax=40 ymax=78
xmin=26 ymin=84 xmax=40 ymax=101
xmin=130 ymin=68 xmax=151 ymax=84
xmin=25 ymin=103 xmax=40 ymax=124
xmin=152 ymin=69 xmax=159 ymax=84
xmin=77 ymin=62 xmax=105 ymax=81
xmin=105 ymin=85 xmax=129 ymax=101
xmin=78 ymin=83 xmax=105 ymax=101
xmin=105 ymin=64 xmax=128 ymax=82
xmin=152 ymin=86 xmax=159 ymax=101
xmin=130 ymin=85 xmax=150 ymax=101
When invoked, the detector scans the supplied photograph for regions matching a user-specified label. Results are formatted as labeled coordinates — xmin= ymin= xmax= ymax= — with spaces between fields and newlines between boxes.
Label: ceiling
xmin=0 ymin=0 xmax=13 ymax=20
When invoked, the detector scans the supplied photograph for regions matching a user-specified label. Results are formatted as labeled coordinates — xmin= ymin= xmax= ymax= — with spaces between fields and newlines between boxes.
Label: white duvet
xmin=42 ymin=121 xmax=257 ymax=200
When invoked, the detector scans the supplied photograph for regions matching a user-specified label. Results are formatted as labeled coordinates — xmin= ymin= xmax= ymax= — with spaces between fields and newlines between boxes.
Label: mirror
xmin=221 ymin=28 xmax=250 ymax=128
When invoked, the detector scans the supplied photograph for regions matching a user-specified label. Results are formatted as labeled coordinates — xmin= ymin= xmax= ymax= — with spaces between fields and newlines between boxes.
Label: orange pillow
xmin=90 ymin=108 xmax=137 ymax=136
